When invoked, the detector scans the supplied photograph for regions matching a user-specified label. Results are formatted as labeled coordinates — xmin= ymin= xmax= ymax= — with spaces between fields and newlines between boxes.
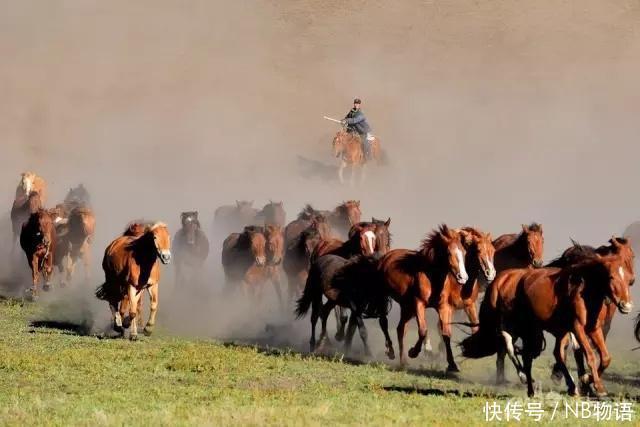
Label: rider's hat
xmin=353 ymin=98 xmax=362 ymax=104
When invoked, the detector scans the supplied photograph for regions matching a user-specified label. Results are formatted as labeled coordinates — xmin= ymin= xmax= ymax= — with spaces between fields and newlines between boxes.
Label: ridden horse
xmin=20 ymin=209 xmax=57 ymax=299
xmin=173 ymin=211 xmax=210 ymax=285
xmin=332 ymin=130 xmax=364 ymax=185
xmin=213 ymin=200 xmax=259 ymax=239
xmin=283 ymin=217 xmax=331 ymax=305
xmin=63 ymin=184 xmax=92 ymax=210
xmin=296 ymin=255 xmax=390 ymax=356
xmin=378 ymin=225 xmax=469 ymax=365
xmin=15 ymin=172 xmax=47 ymax=206
xmin=546 ymin=237 xmax=635 ymax=393
xmin=492 ymin=223 xmax=544 ymax=273
xmin=11 ymin=192 xmax=43 ymax=248
xmin=256 ymin=201 xmax=286 ymax=227
xmin=95 ymin=222 xmax=171 ymax=340
xmin=461 ymin=255 xmax=632 ymax=397
xmin=54 ymin=206 xmax=96 ymax=287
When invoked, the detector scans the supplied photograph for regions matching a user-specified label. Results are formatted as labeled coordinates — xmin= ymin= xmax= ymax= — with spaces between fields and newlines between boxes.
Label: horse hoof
xmin=113 ymin=325 xmax=123 ymax=334
xmin=595 ymin=389 xmax=608 ymax=399
xmin=518 ymin=372 xmax=528 ymax=384
xmin=43 ymin=284 xmax=51 ymax=292
xmin=446 ymin=364 xmax=460 ymax=374
xmin=143 ymin=326 xmax=154 ymax=336
xmin=568 ymin=387 xmax=579 ymax=397
xmin=408 ymin=347 xmax=421 ymax=359
xmin=386 ymin=348 xmax=396 ymax=360
xmin=550 ymin=370 xmax=563 ymax=385
xmin=334 ymin=331 xmax=345 ymax=342
xmin=528 ymin=390 xmax=535 ymax=398
xmin=130 ymin=334 xmax=138 ymax=342
xmin=122 ymin=317 xmax=131 ymax=329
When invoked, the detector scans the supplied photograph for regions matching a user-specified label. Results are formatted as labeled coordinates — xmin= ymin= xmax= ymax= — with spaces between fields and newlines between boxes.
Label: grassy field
xmin=0 ymin=298 xmax=638 ymax=426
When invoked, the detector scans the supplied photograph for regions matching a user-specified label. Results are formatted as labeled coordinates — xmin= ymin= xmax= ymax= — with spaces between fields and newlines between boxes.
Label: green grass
xmin=0 ymin=298 xmax=638 ymax=426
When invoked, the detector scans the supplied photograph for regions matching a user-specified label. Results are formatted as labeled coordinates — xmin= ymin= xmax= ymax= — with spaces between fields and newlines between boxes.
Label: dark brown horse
xmin=492 ymin=223 xmax=544 ymax=272
xmin=19 ymin=209 xmax=57 ymax=299
xmin=323 ymin=200 xmax=362 ymax=239
xmin=296 ymin=254 xmax=390 ymax=356
xmin=283 ymin=217 xmax=332 ymax=305
xmin=348 ymin=217 xmax=392 ymax=258
xmin=173 ymin=211 xmax=210 ymax=285
xmin=63 ymin=184 xmax=92 ymax=210
xmin=256 ymin=201 xmax=286 ymax=227
xmin=284 ymin=205 xmax=331 ymax=249
xmin=462 ymin=254 xmax=632 ymax=397
xmin=222 ymin=226 xmax=267 ymax=291
xmin=378 ymin=225 xmax=469 ymax=365
xmin=11 ymin=192 xmax=43 ymax=248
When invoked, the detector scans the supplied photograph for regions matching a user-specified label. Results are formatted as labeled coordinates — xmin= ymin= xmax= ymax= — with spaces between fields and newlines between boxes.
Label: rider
xmin=341 ymin=98 xmax=373 ymax=160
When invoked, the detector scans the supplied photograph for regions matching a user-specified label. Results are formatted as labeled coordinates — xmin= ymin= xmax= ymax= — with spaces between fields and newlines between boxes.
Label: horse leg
xmin=82 ymin=243 xmax=91 ymax=282
xmin=379 ymin=315 xmax=395 ymax=360
xmin=463 ymin=300 xmax=479 ymax=335
xmin=496 ymin=345 xmax=507 ymax=385
xmin=269 ymin=268 xmax=284 ymax=312
xmin=109 ymin=299 xmax=123 ymax=335
xmin=29 ymin=257 xmax=40 ymax=300
xmin=553 ymin=334 xmax=577 ymax=396
xmin=522 ymin=345 xmax=535 ymax=398
xmin=501 ymin=330 xmax=526 ymax=383
xmin=318 ymin=300 xmax=336 ymax=350
xmin=344 ymin=311 xmax=358 ymax=356
xmin=338 ymin=161 xmax=346 ymax=184
xmin=573 ymin=323 xmax=606 ymax=397
xmin=408 ymin=299 xmax=427 ymax=359
xmin=355 ymin=312 xmax=371 ymax=357
xmin=437 ymin=304 xmax=458 ymax=372
xmin=309 ymin=292 xmax=322 ymax=352
xmin=396 ymin=305 xmax=413 ymax=366
xmin=143 ymin=284 xmax=159 ymax=336
xmin=335 ymin=306 xmax=349 ymax=341
xmin=127 ymin=285 xmax=141 ymax=341
xmin=573 ymin=346 xmax=590 ymax=395
xmin=589 ymin=327 xmax=611 ymax=377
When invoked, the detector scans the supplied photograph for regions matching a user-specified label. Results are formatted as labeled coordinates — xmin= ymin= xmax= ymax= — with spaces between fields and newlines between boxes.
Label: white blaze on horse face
xmin=363 ymin=230 xmax=376 ymax=255
xmin=485 ymin=256 xmax=496 ymax=281
xmin=619 ymin=266 xmax=625 ymax=281
xmin=454 ymin=246 xmax=468 ymax=284
xmin=21 ymin=174 xmax=34 ymax=195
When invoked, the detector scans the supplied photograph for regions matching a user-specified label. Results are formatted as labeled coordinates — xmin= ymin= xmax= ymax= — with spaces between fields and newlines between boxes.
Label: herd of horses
xmin=7 ymin=172 xmax=640 ymax=398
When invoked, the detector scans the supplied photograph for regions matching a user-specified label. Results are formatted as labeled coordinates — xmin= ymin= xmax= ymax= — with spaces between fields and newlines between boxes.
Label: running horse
xmin=20 ymin=209 xmax=57 ymax=299
xmin=63 ymin=184 xmax=92 ymax=210
xmin=173 ymin=211 xmax=210 ymax=286
xmin=11 ymin=192 xmax=43 ymax=248
xmin=213 ymin=200 xmax=259 ymax=239
xmin=54 ymin=206 xmax=96 ymax=287
xmin=332 ymin=130 xmax=382 ymax=184
xmin=256 ymin=201 xmax=286 ymax=227
xmin=462 ymin=254 xmax=632 ymax=397
xmin=323 ymin=200 xmax=362 ymax=239
xmin=492 ymin=223 xmax=544 ymax=272
xmin=378 ymin=225 xmax=469 ymax=366
xmin=95 ymin=222 xmax=171 ymax=340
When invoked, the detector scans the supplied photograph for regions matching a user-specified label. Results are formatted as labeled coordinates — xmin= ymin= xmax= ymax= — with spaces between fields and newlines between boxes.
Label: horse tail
xmin=460 ymin=282 xmax=500 ymax=358
xmin=295 ymin=263 xmax=321 ymax=319
xmin=95 ymin=282 xmax=117 ymax=301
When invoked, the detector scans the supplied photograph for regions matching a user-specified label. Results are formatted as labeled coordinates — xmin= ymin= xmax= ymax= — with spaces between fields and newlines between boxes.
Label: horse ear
xmin=385 ymin=217 xmax=391 ymax=227
xmin=610 ymin=236 xmax=621 ymax=247
xmin=356 ymin=200 xmax=360 ymax=207
xmin=521 ymin=224 xmax=528 ymax=232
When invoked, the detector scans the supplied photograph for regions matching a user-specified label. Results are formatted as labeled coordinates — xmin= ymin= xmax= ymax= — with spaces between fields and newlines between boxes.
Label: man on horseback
xmin=341 ymin=98 xmax=373 ymax=160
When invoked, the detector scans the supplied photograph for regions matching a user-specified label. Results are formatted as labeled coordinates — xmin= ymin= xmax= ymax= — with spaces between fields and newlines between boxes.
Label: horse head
xmin=264 ymin=225 xmax=284 ymax=265
xmin=246 ymin=227 xmax=267 ymax=266
xmin=522 ymin=223 xmax=544 ymax=267
xmin=440 ymin=225 xmax=469 ymax=285
xmin=461 ymin=227 xmax=496 ymax=282
xmin=180 ymin=211 xmax=200 ymax=245
xmin=20 ymin=172 xmax=36 ymax=196
xmin=148 ymin=222 xmax=172 ymax=264
xmin=372 ymin=217 xmax=392 ymax=256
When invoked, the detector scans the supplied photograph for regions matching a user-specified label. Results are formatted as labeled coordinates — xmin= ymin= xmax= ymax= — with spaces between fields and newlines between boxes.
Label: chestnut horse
xmin=461 ymin=255 xmax=632 ymax=397
xmin=348 ymin=217 xmax=392 ymax=258
xmin=283 ymin=217 xmax=331 ymax=305
xmin=20 ymin=209 xmax=57 ymax=299
xmin=256 ymin=201 xmax=286 ymax=227
xmin=332 ymin=130 xmax=382 ymax=184
xmin=54 ymin=206 xmax=96 ymax=287
xmin=15 ymin=172 xmax=47 ymax=206
xmin=221 ymin=226 xmax=267 ymax=294
xmin=96 ymin=222 xmax=171 ymax=340
xmin=378 ymin=225 xmax=469 ymax=365
xmin=173 ymin=211 xmax=210 ymax=285
xmin=11 ymin=192 xmax=43 ymax=248
xmin=284 ymin=205 xmax=331 ymax=248
xmin=322 ymin=200 xmax=362 ymax=239
xmin=492 ymin=223 xmax=544 ymax=272
xmin=546 ymin=237 xmax=634 ymax=393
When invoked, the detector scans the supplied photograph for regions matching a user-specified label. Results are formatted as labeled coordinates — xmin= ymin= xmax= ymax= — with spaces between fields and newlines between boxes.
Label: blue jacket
xmin=344 ymin=108 xmax=371 ymax=135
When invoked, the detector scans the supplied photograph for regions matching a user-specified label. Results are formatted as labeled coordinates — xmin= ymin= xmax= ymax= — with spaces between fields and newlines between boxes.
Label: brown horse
xmin=296 ymin=254 xmax=390 ymax=356
xmin=54 ymin=206 xmax=96 ymax=287
xmin=332 ymin=130 xmax=364 ymax=184
xmin=322 ymin=200 xmax=361 ymax=239
xmin=213 ymin=200 xmax=259 ymax=238
xmin=348 ymin=217 xmax=392 ymax=258
xmin=284 ymin=205 xmax=331 ymax=248
xmin=63 ymin=184 xmax=92 ymax=210
xmin=11 ymin=192 xmax=43 ymax=248
xmin=547 ymin=237 xmax=635 ymax=393
xmin=19 ymin=209 xmax=57 ymax=299
xmin=96 ymin=222 xmax=171 ymax=340
xmin=173 ymin=211 xmax=210 ymax=285
xmin=221 ymin=225 xmax=267 ymax=292
xmin=256 ymin=201 xmax=286 ymax=227
xmin=462 ymin=254 xmax=632 ymax=397
xmin=283 ymin=217 xmax=332 ymax=306
xmin=492 ymin=223 xmax=544 ymax=272
xmin=378 ymin=225 xmax=469 ymax=366
xmin=245 ymin=225 xmax=285 ymax=307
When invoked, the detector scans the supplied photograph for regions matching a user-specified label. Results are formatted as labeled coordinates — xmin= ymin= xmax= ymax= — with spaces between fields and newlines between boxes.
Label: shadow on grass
xmin=604 ymin=372 xmax=640 ymax=388
xmin=383 ymin=385 xmax=512 ymax=399
xmin=29 ymin=320 xmax=94 ymax=336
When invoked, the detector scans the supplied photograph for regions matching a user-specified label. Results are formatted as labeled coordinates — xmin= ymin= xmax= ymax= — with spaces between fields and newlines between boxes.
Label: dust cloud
xmin=1 ymin=1 xmax=640 ymax=362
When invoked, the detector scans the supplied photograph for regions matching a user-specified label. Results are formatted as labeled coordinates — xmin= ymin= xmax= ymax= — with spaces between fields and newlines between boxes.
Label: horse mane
xmin=418 ymin=225 xmax=450 ymax=264
xmin=546 ymin=240 xmax=597 ymax=268
xmin=297 ymin=204 xmax=324 ymax=220
xmin=123 ymin=220 xmax=165 ymax=236
xmin=527 ymin=223 xmax=542 ymax=232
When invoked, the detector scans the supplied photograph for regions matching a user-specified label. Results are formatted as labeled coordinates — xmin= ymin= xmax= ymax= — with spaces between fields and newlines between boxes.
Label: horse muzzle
xmin=456 ymin=272 xmax=469 ymax=285
xmin=532 ymin=259 xmax=543 ymax=268
xmin=255 ymin=256 xmax=267 ymax=266
xmin=159 ymin=250 xmax=172 ymax=264
xmin=617 ymin=300 xmax=633 ymax=314
xmin=484 ymin=267 xmax=496 ymax=283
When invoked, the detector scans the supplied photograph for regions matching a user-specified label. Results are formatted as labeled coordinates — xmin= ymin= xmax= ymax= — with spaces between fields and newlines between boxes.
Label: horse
xmin=319 ymin=200 xmax=361 ymax=239
xmin=461 ymin=254 xmax=632 ymax=397
xmin=11 ymin=192 xmax=43 ymax=248
xmin=54 ymin=206 xmax=96 ymax=287
xmin=332 ymin=130 xmax=364 ymax=185
xmin=256 ymin=201 xmax=286 ymax=227
xmin=296 ymin=254 xmax=391 ymax=356
xmin=221 ymin=225 xmax=267 ymax=293
xmin=19 ymin=209 xmax=57 ymax=299
xmin=348 ymin=217 xmax=392 ymax=258
xmin=213 ymin=200 xmax=259 ymax=239
xmin=283 ymin=217 xmax=332 ymax=306
xmin=173 ymin=211 xmax=210 ymax=286
xmin=63 ymin=184 xmax=92 ymax=210
xmin=95 ymin=222 xmax=171 ymax=340
xmin=15 ymin=172 xmax=47 ymax=206
xmin=546 ymin=237 xmax=635 ymax=393
xmin=492 ymin=223 xmax=544 ymax=273
xmin=377 ymin=225 xmax=469 ymax=366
